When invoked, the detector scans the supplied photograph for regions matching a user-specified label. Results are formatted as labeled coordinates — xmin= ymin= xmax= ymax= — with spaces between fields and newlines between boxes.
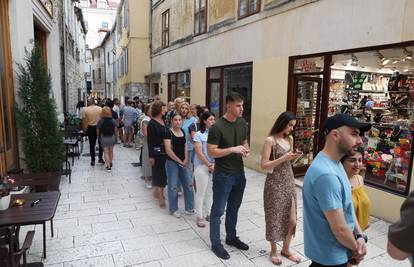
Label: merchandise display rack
xmin=293 ymin=80 xmax=319 ymax=169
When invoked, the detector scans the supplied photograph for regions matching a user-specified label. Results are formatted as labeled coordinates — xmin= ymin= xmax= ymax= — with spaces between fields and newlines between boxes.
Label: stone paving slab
xmin=20 ymin=144 xmax=411 ymax=267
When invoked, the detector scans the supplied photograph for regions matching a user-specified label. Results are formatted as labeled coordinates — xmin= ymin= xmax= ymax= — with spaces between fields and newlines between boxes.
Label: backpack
xmin=101 ymin=118 xmax=114 ymax=136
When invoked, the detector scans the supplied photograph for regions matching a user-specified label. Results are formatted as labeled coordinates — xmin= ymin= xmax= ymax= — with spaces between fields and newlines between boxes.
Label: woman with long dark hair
xmin=260 ymin=111 xmax=302 ymax=265
xmin=193 ymin=111 xmax=215 ymax=227
xmin=341 ymin=147 xmax=371 ymax=231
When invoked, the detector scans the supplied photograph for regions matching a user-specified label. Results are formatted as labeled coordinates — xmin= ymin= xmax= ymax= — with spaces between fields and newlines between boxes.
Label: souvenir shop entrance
xmin=288 ymin=41 xmax=414 ymax=196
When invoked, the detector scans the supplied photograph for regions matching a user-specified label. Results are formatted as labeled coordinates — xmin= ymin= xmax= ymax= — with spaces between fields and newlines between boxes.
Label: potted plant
xmin=0 ymin=176 xmax=15 ymax=210
xmin=15 ymin=44 xmax=64 ymax=191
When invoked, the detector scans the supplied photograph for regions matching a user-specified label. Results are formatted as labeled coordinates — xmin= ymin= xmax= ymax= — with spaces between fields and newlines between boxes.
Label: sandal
xmin=159 ymin=200 xmax=166 ymax=208
xmin=196 ymin=218 xmax=206 ymax=228
xmin=269 ymin=252 xmax=282 ymax=265
xmin=280 ymin=251 xmax=301 ymax=263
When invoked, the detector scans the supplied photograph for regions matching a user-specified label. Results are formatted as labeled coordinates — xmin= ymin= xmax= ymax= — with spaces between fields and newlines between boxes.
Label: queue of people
xmin=80 ymin=94 xmax=413 ymax=267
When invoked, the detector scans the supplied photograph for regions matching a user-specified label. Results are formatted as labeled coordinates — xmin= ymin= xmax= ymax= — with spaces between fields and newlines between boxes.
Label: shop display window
xmin=329 ymin=47 xmax=414 ymax=194
xmin=293 ymin=79 xmax=321 ymax=168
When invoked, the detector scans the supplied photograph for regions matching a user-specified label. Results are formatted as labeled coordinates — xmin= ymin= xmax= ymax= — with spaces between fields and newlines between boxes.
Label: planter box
xmin=10 ymin=171 xmax=62 ymax=192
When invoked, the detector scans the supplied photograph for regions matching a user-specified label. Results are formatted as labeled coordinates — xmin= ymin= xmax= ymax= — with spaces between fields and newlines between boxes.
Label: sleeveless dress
xmin=141 ymin=117 xmax=152 ymax=177
xmin=351 ymin=175 xmax=371 ymax=230
xmin=263 ymin=141 xmax=297 ymax=242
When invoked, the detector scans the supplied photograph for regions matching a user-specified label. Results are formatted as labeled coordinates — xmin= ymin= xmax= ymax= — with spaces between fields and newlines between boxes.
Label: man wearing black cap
xmin=303 ymin=114 xmax=371 ymax=267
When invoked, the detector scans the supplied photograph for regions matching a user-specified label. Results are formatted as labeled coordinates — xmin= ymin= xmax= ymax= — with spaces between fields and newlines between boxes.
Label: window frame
xmin=238 ymin=0 xmax=260 ymax=19
xmin=194 ymin=0 xmax=207 ymax=36
xmin=161 ymin=9 xmax=170 ymax=48
xmin=168 ymin=71 xmax=191 ymax=102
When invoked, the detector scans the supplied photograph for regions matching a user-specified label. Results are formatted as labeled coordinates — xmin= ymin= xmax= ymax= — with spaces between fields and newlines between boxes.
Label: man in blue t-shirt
xmin=303 ymin=114 xmax=371 ymax=267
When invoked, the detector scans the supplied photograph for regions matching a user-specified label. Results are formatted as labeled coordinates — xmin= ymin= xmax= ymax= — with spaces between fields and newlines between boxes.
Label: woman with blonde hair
xmin=179 ymin=102 xmax=198 ymax=183
xmin=97 ymin=107 xmax=117 ymax=170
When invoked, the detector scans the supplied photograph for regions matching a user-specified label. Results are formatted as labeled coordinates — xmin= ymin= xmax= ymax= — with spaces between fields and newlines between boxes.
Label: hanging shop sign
xmin=294 ymin=56 xmax=324 ymax=73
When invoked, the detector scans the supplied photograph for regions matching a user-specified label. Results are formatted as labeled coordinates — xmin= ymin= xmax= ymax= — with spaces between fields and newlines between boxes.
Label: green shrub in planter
xmin=15 ymin=44 xmax=64 ymax=173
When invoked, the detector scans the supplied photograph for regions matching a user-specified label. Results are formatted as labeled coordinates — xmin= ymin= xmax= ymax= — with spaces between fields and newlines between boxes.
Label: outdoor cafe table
xmin=0 ymin=191 xmax=60 ymax=258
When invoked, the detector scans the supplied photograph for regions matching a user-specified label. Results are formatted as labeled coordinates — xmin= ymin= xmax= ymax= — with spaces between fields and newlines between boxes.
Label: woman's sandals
xmin=269 ymin=252 xmax=282 ymax=265
xmin=281 ymin=251 xmax=301 ymax=263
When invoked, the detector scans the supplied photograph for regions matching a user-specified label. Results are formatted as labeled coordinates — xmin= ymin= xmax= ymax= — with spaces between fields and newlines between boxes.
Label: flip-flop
xmin=269 ymin=253 xmax=282 ymax=265
xmin=196 ymin=219 xmax=206 ymax=228
xmin=280 ymin=251 xmax=301 ymax=263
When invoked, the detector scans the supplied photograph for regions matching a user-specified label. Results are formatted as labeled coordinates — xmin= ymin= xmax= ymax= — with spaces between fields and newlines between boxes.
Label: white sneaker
xmin=184 ymin=209 xmax=195 ymax=215
xmin=145 ymin=180 xmax=152 ymax=189
xmin=172 ymin=211 xmax=181 ymax=218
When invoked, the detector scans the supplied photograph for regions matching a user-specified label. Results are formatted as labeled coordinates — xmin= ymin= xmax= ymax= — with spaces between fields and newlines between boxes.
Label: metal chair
xmin=0 ymin=226 xmax=43 ymax=267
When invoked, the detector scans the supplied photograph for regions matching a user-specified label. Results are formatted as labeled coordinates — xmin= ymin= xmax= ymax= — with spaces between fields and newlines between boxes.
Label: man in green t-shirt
xmin=207 ymin=93 xmax=250 ymax=260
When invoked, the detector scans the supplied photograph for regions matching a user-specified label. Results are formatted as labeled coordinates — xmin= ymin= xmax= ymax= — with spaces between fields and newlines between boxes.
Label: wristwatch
xmin=355 ymin=233 xmax=368 ymax=243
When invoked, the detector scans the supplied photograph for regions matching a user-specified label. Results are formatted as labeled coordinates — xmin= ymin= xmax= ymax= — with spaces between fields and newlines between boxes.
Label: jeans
xmin=209 ymin=171 xmax=246 ymax=247
xmin=194 ymin=165 xmax=213 ymax=218
xmin=187 ymin=149 xmax=195 ymax=179
xmin=165 ymin=159 xmax=195 ymax=213
xmin=87 ymin=126 xmax=103 ymax=162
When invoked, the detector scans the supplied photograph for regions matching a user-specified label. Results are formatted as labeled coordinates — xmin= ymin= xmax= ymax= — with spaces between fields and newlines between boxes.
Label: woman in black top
xmin=147 ymin=101 xmax=167 ymax=208
xmin=164 ymin=113 xmax=195 ymax=218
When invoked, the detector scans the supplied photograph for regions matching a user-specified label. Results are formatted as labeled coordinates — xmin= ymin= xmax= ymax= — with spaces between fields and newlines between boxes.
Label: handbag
xmin=152 ymin=144 xmax=165 ymax=156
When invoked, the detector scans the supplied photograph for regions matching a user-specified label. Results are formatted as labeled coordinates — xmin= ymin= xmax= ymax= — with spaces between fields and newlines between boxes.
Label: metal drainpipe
xmin=103 ymin=46 xmax=107 ymax=98
xmin=61 ymin=0 xmax=68 ymax=114
xmin=149 ymin=0 xmax=153 ymax=97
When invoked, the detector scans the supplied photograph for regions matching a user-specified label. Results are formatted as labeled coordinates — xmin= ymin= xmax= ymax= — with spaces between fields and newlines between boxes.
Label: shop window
xmin=238 ymin=0 xmax=260 ymax=19
xmin=194 ymin=0 xmax=207 ymax=35
xmin=289 ymin=46 xmax=414 ymax=195
xmin=328 ymin=47 xmax=414 ymax=195
xmin=162 ymin=9 xmax=170 ymax=48
xmin=289 ymin=56 xmax=325 ymax=174
xmin=168 ymin=71 xmax=191 ymax=102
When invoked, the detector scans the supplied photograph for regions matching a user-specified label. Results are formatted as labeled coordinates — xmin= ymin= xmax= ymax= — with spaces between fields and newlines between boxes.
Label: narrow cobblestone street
xmin=19 ymin=145 xmax=410 ymax=267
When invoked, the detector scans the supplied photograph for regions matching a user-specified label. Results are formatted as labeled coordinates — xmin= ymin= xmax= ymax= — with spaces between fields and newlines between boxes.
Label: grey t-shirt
xmin=388 ymin=191 xmax=414 ymax=254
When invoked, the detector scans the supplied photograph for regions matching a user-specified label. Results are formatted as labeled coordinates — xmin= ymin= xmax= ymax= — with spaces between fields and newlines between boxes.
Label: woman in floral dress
xmin=261 ymin=111 xmax=302 ymax=265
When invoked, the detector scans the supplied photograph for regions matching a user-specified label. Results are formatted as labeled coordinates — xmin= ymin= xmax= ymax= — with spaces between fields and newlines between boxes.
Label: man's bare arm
xmin=207 ymin=143 xmax=234 ymax=158
xmin=387 ymin=241 xmax=411 ymax=261
xmin=324 ymin=208 xmax=358 ymax=251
